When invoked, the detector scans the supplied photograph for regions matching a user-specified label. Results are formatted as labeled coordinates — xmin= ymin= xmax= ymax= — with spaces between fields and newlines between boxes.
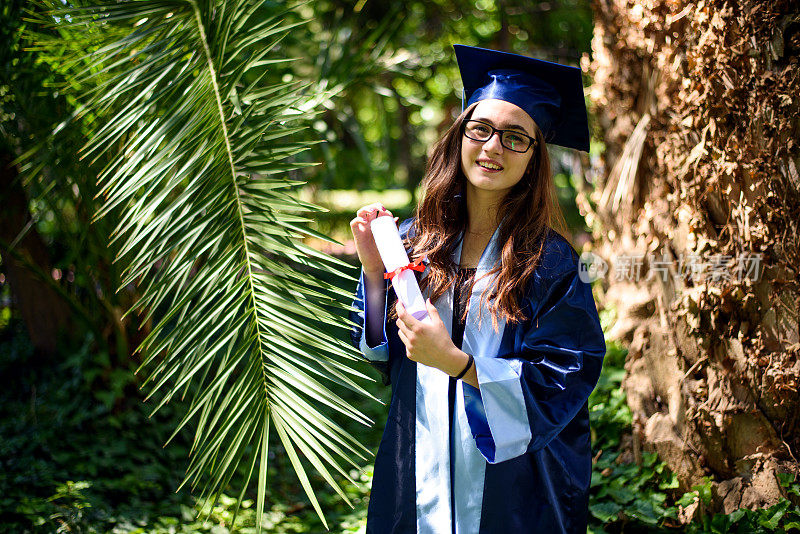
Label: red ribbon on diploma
xmin=384 ymin=256 xmax=426 ymax=280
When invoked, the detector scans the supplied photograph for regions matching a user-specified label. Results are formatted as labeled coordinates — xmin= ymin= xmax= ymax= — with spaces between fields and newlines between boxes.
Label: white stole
xmin=415 ymin=225 xmax=507 ymax=534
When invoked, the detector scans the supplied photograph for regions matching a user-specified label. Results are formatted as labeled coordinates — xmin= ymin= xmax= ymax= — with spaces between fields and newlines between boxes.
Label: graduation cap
xmin=453 ymin=44 xmax=590 ymax=153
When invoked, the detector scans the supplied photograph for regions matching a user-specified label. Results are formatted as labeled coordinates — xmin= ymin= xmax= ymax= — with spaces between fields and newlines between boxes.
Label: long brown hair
xmin=398 ymin=102 xmax=571 ymax=330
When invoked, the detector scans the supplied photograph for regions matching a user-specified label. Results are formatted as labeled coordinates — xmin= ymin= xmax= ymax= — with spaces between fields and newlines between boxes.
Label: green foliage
xmin=23 ymin=1 xmax=385 ymax=528
xmin=679 ymin=474 xmax=800 ymax=534
xmin=588 ymin=342 xmax=682 ymax=531
xmin=0 ymin=314 xmax=385 ymax=533
xmin=0 ymin=321 xmax=194 ymax=532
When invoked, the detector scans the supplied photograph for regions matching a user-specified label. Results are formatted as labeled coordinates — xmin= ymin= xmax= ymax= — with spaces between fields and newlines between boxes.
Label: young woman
xmin=348 ymin=45 xmax=606 ymax=534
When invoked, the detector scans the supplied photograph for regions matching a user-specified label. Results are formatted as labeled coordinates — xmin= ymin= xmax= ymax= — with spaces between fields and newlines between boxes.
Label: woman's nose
xmin=484 ymin=131 xmax=504 ymax=152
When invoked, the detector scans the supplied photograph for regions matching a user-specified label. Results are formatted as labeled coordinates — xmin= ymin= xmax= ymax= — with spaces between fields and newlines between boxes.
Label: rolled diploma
xmin=369 ymin=215 xmax=430 ymax=323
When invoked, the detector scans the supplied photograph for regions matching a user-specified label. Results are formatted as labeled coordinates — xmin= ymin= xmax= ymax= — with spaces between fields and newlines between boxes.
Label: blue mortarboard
xmin=454 ymin=44 xmax=590 ymax=153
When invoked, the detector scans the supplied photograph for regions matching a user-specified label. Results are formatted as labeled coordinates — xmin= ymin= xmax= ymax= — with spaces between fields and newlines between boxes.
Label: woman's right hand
xmin=350 ymin=203 xmax=397 ymax=276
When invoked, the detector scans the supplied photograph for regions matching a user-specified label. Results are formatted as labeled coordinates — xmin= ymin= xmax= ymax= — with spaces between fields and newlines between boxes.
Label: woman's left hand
xmin=396 ymin=299 xmax=464 ymax=376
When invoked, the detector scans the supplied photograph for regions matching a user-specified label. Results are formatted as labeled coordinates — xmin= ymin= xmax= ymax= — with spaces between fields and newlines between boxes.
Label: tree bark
xmin=0 ymin=154 xmax=71 ymax=357
xmin=587 ymin=0 xmax=800 ymax=517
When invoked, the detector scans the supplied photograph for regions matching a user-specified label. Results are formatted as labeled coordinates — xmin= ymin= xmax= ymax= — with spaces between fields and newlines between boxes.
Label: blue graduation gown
xmin=349 ymin=218 xmax=606 ymax=534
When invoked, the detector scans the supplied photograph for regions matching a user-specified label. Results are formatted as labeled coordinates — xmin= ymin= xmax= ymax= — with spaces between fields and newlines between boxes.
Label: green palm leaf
xmin=36 ymin=0 xmax=374 ymax=529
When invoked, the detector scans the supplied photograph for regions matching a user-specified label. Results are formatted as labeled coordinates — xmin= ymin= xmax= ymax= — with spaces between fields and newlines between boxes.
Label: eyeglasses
xmin=462 ymin=119 xmax=536 ymax=153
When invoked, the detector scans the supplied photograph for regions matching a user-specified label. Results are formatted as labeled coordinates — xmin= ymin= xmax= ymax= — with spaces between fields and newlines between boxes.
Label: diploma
xmin=369 ymin=215 xmax=430 ymax=323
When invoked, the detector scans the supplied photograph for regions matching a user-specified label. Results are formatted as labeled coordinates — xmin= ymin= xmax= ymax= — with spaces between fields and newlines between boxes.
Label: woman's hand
xmin=396 ymin=299 xmax=469 ymax=377
xmin=350 ymin=203 xmax=397 ymax=275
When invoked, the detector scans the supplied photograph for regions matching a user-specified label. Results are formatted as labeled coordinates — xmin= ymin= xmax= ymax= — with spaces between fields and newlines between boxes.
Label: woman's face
xmin=460 ymin=99 xmax=537 ymax=198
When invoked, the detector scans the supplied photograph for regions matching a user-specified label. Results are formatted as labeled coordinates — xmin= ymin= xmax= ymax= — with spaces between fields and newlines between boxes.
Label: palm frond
xmin=38 ymin=0 xmax=373 ymax=529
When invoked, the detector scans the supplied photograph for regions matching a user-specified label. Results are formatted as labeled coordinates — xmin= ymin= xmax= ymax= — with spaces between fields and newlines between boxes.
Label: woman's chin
xmin=468 ymin=169 xmax=502 ymax=183
xmin=466 ymin=179 xmax=513 ymax=195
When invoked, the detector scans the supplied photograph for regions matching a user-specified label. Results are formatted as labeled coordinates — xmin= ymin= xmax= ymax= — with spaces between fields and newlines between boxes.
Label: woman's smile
xmin=476 ymin=158 xmax=503 ymax=172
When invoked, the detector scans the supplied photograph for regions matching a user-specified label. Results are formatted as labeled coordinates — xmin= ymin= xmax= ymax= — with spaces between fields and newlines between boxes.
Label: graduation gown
xmin=349 ymin=218 xmax=606 ymax=534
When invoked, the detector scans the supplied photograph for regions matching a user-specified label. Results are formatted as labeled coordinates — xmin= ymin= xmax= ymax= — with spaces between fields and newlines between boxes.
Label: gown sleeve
xmin=347 ymin=218 xmax=415 ymax=383
xmin=462 ymin=245 xmax=606 ymax=464
xmin=349 ymin=268 xmax=390 ymax=363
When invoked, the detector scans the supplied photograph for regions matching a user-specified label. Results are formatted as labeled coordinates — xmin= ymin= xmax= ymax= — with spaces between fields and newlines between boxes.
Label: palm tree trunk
xmin=587 ymin=0 xmax=800 ymax=516
xmin=0 ymin=154 xmax=71 ymax=357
